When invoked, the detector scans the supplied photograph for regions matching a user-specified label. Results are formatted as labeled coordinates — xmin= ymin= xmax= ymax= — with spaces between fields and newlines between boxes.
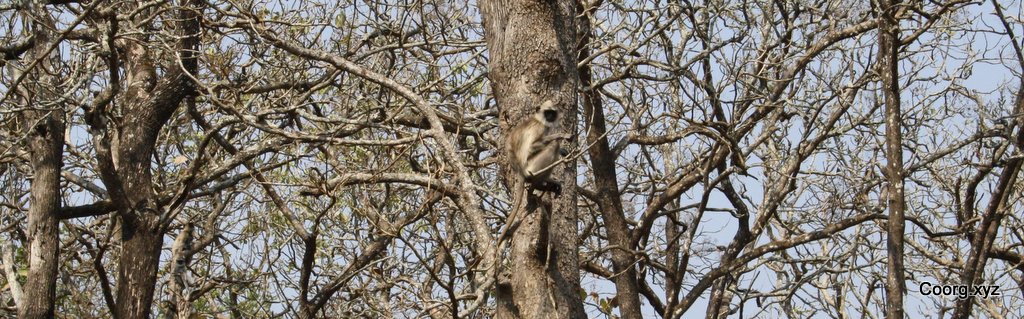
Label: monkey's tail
xmin=496 ymin=180 xmax=528 ymax=246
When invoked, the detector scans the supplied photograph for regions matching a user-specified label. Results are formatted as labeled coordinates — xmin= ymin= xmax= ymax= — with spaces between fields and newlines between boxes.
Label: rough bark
xmin=481 ymin=0 xmax=586 ymax=317
xmin=115 ymin=216 xmax=163 ymax=319
xmin=19 ymin=1 xmax=64 ymax=317
xmin=164 ymin=223 xmax=193 ymax=319
xmin=88 ymin=1 xmax=201 ymax=317
xmin=20 ymin=107 xmax=63 ymax=319
xmin=0 ymin=243 xmax=23 ymax=308
xmin=576 ymin=3 xmax=641 ymax=318
xmin=878 ymin=0 xmax=906 ymax=317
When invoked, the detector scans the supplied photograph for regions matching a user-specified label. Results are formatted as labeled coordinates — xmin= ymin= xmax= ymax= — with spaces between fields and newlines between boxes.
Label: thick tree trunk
xmin=878 ymin=0 xmax=906 ymax=317
xmin=577 ymin=5 xmax=642 ymax=318
xmin=21 ymin=112 xmax=64 ymax=319
xmin=91 ymin=1 xmax=200 ymax=317
xmin=481 ymin=0 xmax=586 ymax=318
xmin=115 ymin=213 xmax=164 ymax=319
xmin=20 ymin=1 xmax=64 ymax=317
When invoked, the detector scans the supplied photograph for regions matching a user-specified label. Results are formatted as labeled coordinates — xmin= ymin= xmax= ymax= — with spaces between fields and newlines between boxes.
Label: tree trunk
xmin=21 ymin=100 xmax=63 ymax=319
xmin=577 ymin=4 xmax=642 ymax=318
xmin=115 ymin=213 xmax=163 ymax=319
xmin=20 ymin=111 xmax=63 ymax=319
xmin=88 ymin=1 xmax=201 ymax=317
xmin=481 ymin=0 xmax=586 ymax=317
xmin=878 ymin=0 xmax=906 ymax=317
xmin=20 ymin=1 xmax=63 ymax=317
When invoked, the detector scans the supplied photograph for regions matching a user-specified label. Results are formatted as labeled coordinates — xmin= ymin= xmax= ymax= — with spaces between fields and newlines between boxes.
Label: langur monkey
xmin=507 ymin=100 xmax=569 ymax=193
xmin=499 ymin=100 xmax=569 ymax=243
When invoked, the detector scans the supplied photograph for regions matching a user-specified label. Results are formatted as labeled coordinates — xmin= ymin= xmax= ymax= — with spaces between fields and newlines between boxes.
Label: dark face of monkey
xmin=543 ymin=109 xmax=558 ymax=122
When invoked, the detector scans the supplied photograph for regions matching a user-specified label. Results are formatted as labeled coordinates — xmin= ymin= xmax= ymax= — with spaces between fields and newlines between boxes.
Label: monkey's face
xmin=543 ymin=109 xmax=558 ymax=123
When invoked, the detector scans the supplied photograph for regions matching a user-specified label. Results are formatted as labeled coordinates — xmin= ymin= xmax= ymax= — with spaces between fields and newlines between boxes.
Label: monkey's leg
xmin=531 ymin=180 xmax=562 ymax=195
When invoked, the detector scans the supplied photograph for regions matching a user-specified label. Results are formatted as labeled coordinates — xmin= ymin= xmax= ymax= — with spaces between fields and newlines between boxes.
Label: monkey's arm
xmin=540 ymin=132 xmax=571 ymax=143
xmin=527 ymin=133 xmax=569 ymax=157
xmin=527 ymin=141 xmax=547 ymax=157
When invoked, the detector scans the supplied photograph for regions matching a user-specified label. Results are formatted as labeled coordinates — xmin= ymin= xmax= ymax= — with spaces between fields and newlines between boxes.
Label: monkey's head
xmin=539 ymin=100 xmax=558 ymax=123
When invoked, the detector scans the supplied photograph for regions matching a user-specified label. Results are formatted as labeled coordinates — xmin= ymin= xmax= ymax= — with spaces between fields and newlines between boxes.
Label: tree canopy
xmin=1 ymin=0 xmax=1023 ymax=318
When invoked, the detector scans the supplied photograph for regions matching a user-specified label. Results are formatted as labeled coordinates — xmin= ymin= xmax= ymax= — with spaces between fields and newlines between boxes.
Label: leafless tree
xmin=2 ymin=0 xmax=1024 ymax=318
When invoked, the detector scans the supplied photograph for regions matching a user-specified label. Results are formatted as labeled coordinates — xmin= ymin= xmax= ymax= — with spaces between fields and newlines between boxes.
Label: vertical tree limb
xmin=878 ymin=0 xmax=907 ymax=316
xmin=19 ymin=1 xmax=64 ymax=317
xmin=576 ymin=1 xmax=642 ymax=317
